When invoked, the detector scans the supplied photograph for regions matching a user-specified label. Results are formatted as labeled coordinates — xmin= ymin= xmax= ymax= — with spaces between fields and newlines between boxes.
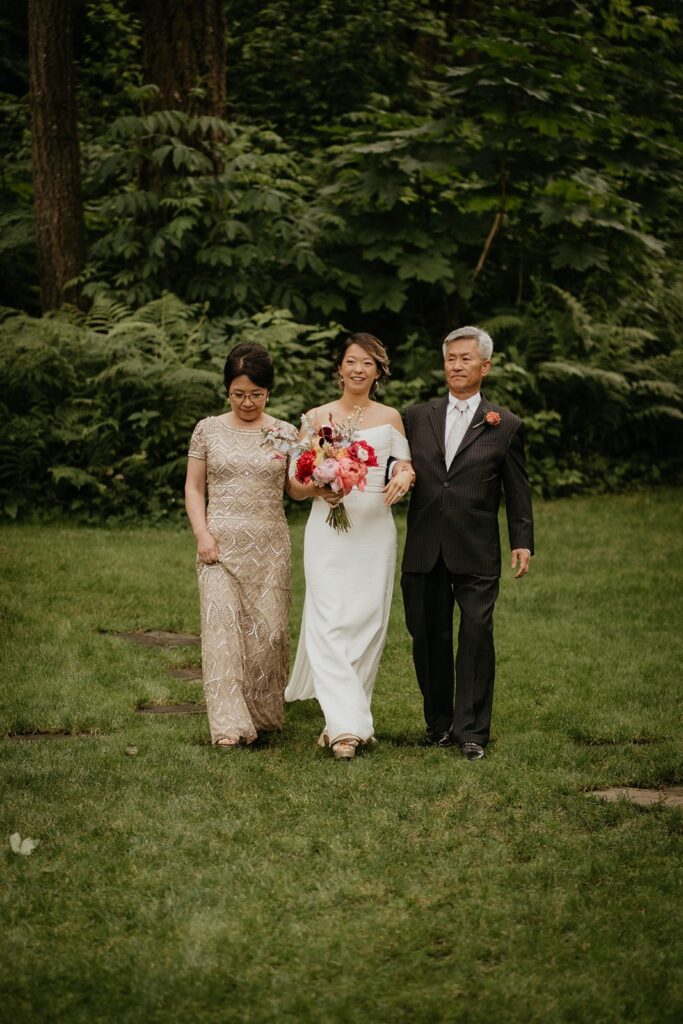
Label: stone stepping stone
xmin=587 ymin=786 xmax=683 ymax=809
xmin=167 ymin=667 xmax=202 ymax=681
xmin=110 ymin=630 xmax=200 ymax=647
xmin=137 ymin=703 xmax=206 ymax=716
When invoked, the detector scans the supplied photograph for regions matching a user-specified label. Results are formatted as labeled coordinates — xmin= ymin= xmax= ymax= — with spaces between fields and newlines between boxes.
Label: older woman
xmin=185 ymin=344 xmax=297 ymax=748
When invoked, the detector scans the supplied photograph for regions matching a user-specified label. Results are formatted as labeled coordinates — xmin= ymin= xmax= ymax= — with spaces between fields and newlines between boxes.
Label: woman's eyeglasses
xmin=229 ymin=390 xmax=267 ymax=403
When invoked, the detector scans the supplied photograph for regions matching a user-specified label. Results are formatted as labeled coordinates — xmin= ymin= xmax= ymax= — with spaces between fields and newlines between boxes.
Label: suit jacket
xmin=402 ymin=393 xmax=534 ymax=577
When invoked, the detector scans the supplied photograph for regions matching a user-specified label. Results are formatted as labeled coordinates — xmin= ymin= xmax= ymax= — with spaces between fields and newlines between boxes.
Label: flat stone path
xmin=107 ymin=629 xmax=202 ymax=682
xmin=167 ymin=667 xmax=202 ymax=680
xmin=587 ymin=786 xmax=683 ymax=809
xmin=112 ymin=630 xmax=200 ymax=647
xmin=137 ymin=703 xmax=206 ymax=715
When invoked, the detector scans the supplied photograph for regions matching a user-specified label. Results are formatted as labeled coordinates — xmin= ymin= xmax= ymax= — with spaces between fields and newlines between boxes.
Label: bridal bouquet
xmin=262 ymin=409 xmax=377 ymax=532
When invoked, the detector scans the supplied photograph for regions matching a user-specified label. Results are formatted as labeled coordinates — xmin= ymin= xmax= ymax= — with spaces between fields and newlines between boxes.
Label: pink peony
xmin=312 ymin=458 xmax=340 ymax=486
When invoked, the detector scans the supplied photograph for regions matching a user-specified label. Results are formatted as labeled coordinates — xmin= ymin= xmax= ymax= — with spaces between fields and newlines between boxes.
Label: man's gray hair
xmin=442 ymin=326 xmax=493 ymax=360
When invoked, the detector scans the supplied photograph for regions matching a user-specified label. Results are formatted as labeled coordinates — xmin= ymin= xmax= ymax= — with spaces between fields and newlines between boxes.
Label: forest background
xmin=1 ymin=0 xmax=682 ymax=521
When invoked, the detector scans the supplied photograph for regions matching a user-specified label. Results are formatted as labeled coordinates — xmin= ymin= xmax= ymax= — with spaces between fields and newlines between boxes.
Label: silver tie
xmin=445 ymin=400 xmax=469 ymax=467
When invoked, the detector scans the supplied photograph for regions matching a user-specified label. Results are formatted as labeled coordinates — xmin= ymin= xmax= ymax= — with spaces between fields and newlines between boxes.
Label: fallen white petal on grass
xmin=9 ymin=832 xmax=39 ymax=856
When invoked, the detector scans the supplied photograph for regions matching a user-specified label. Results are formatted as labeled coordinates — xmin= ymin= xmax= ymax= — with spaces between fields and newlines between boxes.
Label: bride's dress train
xmin=286 ymin=424 xmax=411 ymax=742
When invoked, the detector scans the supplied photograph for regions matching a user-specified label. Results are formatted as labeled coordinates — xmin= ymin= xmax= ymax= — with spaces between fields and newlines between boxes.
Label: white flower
xmin=10 ymin=832 xmax=39 ymax=856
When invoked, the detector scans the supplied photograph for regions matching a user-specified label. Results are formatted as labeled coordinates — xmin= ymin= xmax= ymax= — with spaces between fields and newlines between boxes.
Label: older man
xmin=400 ymin=326 xmax=534 ymax=759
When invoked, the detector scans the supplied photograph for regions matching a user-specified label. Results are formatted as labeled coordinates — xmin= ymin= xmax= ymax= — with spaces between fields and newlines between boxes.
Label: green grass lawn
xmin=1 ymin=491 xmax=682 ymax=1024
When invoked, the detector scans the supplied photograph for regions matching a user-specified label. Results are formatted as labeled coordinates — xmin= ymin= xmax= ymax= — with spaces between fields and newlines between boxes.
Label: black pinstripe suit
xmin=401 ymin=392 xmax=534 ymax=745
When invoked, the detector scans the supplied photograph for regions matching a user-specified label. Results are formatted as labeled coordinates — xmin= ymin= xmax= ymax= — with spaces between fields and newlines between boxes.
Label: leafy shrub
xmin=1 ymin=281 xmax=681 ymax=520
xmin=0 ymin=296 xmax=342 ymax=519
xmin=78 ymin=114 xmax=330 ymax=317
xmin=481 ymin=285 xmax=683 ymax=495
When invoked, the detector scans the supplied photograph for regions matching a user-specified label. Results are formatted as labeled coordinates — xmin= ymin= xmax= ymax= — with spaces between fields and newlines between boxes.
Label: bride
xmin=286 ymin=333 xmax=414 ymax=759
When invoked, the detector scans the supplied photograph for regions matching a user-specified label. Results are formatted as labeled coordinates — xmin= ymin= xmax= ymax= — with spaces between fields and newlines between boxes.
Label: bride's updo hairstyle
xmin=224 ymin=343 xmax=275 ymax=394
xmin=337 ymin=332 xmax=391 ymax=396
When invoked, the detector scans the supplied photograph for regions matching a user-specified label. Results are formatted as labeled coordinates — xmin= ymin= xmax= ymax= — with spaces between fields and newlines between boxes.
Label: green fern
xmin=0 ymin=299 xmax=345 ymax=517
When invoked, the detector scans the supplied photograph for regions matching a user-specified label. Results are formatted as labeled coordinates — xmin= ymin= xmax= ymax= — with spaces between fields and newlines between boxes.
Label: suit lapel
xmin=448 ymin=395 xmax=492 ymax=466
xmin=428 ymin=395 xmax=449 ymax=459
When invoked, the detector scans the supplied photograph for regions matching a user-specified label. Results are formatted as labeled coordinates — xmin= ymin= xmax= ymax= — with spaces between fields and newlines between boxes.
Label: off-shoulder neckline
xmin=357 ymin=423 xmax=405 ymax=435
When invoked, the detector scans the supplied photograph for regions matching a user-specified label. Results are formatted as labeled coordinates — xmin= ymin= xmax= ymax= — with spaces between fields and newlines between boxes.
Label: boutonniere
xmin=472 ymin=410 xmax=502 ymax=430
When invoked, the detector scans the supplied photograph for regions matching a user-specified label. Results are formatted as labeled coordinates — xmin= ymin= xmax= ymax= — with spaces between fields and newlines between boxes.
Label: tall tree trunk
xmin=140 ymin=0 xmax=226 ymax=116
xmin=28 ymin=0 xmax=84 ymax=311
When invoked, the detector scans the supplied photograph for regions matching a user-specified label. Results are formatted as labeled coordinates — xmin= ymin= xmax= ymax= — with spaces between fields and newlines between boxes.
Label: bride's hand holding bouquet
xmin=294 ymin=412 xmax=378 ymax=531
xmin=263 ymin=409 xmax=378 ymax=532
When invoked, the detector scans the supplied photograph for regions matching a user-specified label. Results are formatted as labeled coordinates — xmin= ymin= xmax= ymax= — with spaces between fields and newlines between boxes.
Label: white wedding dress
xmin=286 ymin=424 xmax=411 ymax=743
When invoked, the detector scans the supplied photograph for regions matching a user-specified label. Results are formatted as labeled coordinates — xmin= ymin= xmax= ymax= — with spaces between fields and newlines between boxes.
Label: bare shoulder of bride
xmin=366 ymin=403 xmax=403 ymax=429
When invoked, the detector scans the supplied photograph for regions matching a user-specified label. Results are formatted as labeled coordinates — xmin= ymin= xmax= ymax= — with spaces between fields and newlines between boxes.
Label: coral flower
xmin=337 ymin=457 xmax=368 ymax=493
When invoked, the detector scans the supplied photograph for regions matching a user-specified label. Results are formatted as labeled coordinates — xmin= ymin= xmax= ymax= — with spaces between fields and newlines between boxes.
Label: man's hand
xmin=511 ymin=548 xmax=531 ymax=579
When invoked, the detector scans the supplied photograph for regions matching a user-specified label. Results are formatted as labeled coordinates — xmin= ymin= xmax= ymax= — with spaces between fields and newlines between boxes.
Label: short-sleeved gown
xmin=188 ymin=416 xmax=297 ymax=744
xmin=285 ymin=424 xmax=411 ymax=744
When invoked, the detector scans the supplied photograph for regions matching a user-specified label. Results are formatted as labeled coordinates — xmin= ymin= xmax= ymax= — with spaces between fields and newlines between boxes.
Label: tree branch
xmin=473 ymin=134 xmax=509 ymax=280
xmin=473 ymin=210 xmax=504 ymax=279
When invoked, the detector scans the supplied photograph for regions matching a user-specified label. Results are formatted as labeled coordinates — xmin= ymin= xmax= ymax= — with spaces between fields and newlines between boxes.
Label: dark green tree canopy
xmin=0 ymin=0 xmax=681 ymax=517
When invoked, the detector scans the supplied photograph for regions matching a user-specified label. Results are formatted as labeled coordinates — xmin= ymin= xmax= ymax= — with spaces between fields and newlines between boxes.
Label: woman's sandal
xmin=331 ymin=739 xmax=357 ymax=760
xmin=215 ymin=736 xmax=240 ymax=750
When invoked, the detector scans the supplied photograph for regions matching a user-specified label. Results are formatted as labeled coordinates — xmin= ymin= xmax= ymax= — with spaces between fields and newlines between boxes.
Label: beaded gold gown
xmin=188 ymin=416 xmax=297 ymax=744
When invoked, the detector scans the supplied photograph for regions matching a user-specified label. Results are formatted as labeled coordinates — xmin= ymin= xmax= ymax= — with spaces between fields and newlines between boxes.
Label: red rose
xmin=484 ymin=411 xmax=501 ymax=426
xmin=295 ymin=448 xmax=317 ymax=483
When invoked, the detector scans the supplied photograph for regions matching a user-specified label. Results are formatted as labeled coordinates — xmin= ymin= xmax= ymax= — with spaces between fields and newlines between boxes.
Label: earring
xmin=337 ymin=375 xmax=344 ymax=392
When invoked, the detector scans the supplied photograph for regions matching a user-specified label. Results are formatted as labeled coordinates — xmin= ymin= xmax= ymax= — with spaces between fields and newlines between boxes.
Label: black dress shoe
xmin=423 ymin=730 xmax=453 ymax=747
xmin=460 ymin=742 xmax=485 ymax=760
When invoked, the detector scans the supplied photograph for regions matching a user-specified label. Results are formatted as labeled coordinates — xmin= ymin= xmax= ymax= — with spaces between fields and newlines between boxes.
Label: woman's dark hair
xmin=224 ymin=343 xmax=274 ymax=393
xmin=336 ymin=332 xmax=391 ymax=396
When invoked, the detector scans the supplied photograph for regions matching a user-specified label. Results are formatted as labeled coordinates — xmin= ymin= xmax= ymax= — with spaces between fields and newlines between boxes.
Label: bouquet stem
xmin=326 ymin=502 xmax=352 ymax=533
